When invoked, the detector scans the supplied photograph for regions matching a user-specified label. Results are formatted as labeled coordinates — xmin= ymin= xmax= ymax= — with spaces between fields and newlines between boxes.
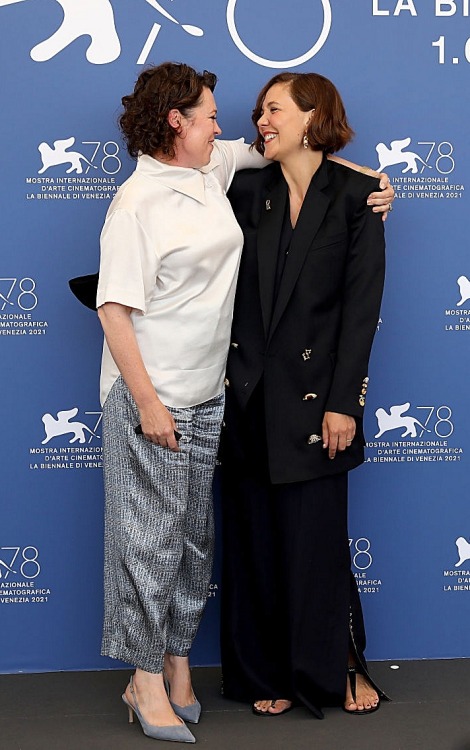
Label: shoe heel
xmin=123 ymin=693 xmax=135 ymax=723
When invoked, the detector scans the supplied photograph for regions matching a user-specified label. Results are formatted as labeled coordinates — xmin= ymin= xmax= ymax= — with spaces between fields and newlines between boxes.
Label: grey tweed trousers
xmin=101 ymin=376 xmax=224 ymax=673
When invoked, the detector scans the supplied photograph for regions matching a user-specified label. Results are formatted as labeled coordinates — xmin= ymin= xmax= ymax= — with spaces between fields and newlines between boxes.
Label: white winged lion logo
xmin=376 ymin=137 xmax=430 ymax=174
xmin=375 ymin=403 xmax=430 ymax=439
xmin=37 ymin=137 xmax=96 ymax=175
xmin=42 ymin=408 xmax=99 ymax=445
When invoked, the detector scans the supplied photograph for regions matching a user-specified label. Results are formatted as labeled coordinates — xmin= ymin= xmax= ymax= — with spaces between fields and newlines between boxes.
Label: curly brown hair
xmin=119 ymin=62 xmax=217 ymax=159
xmin=251 ymin=72 xmax=354 ymax=156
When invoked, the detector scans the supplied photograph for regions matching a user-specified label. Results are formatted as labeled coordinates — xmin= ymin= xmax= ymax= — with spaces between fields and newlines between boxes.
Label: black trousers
xmin=220 ymin=384 xmax=371 ymax=716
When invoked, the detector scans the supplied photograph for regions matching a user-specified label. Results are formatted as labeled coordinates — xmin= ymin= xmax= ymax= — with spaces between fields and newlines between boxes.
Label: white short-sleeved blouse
xmin=97 ymin=139 xmax=266 ymax=408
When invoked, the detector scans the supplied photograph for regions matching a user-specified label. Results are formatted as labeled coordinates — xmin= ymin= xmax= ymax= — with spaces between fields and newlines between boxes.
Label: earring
xmin=303 ymin=133 xmax=309 ymax=150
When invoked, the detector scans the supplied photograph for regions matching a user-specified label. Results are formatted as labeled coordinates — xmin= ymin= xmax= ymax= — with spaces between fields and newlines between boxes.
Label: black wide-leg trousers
xmin=220 ymin=387 xmax=368 ymax=716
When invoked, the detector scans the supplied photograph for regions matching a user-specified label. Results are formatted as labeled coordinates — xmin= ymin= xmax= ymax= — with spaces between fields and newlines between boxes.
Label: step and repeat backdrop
xmin=0 ymin=0 xmax=469 ymax=673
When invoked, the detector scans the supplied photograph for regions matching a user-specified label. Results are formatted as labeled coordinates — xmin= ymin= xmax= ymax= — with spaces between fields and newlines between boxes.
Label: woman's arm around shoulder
xmin=212 ymin=138 xmax=270 ymax=192
xmin=328 ymin=154 xmax=394 ymax=220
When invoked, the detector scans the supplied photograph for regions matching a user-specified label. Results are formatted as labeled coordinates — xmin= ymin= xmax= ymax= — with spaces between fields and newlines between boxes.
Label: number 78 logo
xmin=0 ymin=278 xmax=37 ymax=311
xmin=0 ymin=547 xmax=41 ymax=579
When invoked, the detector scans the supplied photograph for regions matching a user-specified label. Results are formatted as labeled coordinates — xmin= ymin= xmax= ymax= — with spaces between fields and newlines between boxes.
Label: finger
xmin=372 ymin=206 xmax=390 ymax=219
xmin=346 ymin=422 xmax=356 ymax=445
xmin=379 ymin=172 xmax=390 ymax=189
xmin=368 ymin=189 xmax=392 ymax=202
xmin=368 ymin=190 xmax=393 ymax=205
xmin=337 ymin=434 xmax=348 ymax=452
xmin=151 ymin=432 xmax=168 ymax=448
xmin=167 ymin=433 xmax=179 ymax=452
xmin=142 ymin=430 xmax=157 ymax=443
xmin=329 ymin=435 xmax=338 ymax=459
xmin=147 ymin=432 xmax=165 ymax=445
xmin=322 ymin=421 xmax=329 ymax=449
xmin=369 ymin=201 xmax=389 ymax=213
xmin=370 ymin=198 xmax=390 ymax=208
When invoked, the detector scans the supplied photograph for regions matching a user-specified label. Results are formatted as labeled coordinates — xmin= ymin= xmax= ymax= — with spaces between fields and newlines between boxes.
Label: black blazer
xmin=223 ymin=157 xmax=386 ymax=484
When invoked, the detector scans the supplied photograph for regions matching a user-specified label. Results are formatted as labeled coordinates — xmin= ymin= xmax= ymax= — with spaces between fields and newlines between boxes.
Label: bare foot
xmin=344 ymin=671 xmax=379 ymax=713
xmin=126 ymin=669 xmax=182 ymax=727
xmin=253 ymin=699 xmax=293 ymax=715
xmin=164 ymin=653 xmax=196 ymax=708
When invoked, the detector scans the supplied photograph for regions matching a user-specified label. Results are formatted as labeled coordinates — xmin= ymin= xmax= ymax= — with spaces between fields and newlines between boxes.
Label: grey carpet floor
xmin=0 ymin=660 xmax=469 ymax=750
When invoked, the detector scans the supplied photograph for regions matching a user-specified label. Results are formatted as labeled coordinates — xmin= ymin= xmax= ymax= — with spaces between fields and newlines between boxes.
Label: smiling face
xmin=171 ymin=87 xmax=222 ymax=168
xmin=257 ymin=82 xmax=313 ymax=163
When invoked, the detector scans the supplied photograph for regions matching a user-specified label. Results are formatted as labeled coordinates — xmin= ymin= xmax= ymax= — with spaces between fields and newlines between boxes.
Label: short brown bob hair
xmin=119 ymin=62 xmax=217 ymax=159
xmin=251 ymin=72 xmax=354 ymax=156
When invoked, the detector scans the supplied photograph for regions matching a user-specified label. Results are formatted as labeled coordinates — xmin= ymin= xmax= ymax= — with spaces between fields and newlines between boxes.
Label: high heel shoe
xmin=164 ymin=675 xmax=202 ymax=724
xmin=122 ymin=675 xmax=196 ymax=743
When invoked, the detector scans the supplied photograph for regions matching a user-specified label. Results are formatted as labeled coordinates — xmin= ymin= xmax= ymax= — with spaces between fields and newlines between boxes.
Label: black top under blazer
xmin=223 ymin=156 xmax=386 ymax=484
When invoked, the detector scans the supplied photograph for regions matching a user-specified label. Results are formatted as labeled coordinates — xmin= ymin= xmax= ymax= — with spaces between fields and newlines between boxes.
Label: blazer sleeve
xmin=324 ymin=178 xmax=386 ymax=418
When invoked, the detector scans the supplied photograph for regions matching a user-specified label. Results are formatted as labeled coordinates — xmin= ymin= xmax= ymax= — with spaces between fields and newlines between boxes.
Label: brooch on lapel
xmin=265 ymin=200 xmax=271 ymax=211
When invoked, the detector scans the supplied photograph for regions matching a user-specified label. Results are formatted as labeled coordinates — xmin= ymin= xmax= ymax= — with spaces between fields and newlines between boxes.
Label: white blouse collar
xmin=136 ymin=147 xmax=222 ymax=205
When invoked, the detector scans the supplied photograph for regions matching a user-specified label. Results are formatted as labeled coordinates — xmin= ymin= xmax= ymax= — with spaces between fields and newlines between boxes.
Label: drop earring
xmin=303 ymin=109 xmax=314 ymax=150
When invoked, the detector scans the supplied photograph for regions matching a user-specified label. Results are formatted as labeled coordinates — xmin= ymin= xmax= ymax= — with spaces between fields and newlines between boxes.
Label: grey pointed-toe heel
xmin=169 ymin=696 xmax=202 ymax=725
xmin=122 ymin=675 xmax=196 ymax=743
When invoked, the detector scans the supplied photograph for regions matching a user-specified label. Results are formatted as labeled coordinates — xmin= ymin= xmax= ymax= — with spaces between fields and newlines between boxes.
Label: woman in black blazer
xmin=220 ymin=72 xmax=387 ymax=718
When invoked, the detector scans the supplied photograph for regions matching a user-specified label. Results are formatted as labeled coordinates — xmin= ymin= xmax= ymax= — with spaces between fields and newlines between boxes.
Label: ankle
xmin=132 ymin=669 xmax=167 ymax=699
xmin=164 ymin=654 xmax=190 ymax=678
xmin=163 ymin=655 xmax=195 ymax=703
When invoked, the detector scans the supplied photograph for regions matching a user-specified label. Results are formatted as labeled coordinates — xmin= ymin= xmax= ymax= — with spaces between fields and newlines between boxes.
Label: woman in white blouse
xmin=96 ymin=62 xmax=394 ymax=743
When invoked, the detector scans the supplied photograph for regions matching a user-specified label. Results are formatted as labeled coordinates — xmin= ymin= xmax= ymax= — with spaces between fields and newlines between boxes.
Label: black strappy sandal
xmin=343 ymin=666 xmax=380 ymax=715
xmin=252 ymin=699 xmax=295 ymax=717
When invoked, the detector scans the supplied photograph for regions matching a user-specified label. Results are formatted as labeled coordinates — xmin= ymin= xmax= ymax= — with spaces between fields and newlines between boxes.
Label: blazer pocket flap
xmin=310 ymin=231 xmax=348 ymax=252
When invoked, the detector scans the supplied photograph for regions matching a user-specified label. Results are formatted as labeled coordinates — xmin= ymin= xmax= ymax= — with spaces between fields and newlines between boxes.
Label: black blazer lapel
xmin=257 ymin=177 xmax=288 ymax=338
xmin=268 ymin=160 xmax=330 ymax=342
